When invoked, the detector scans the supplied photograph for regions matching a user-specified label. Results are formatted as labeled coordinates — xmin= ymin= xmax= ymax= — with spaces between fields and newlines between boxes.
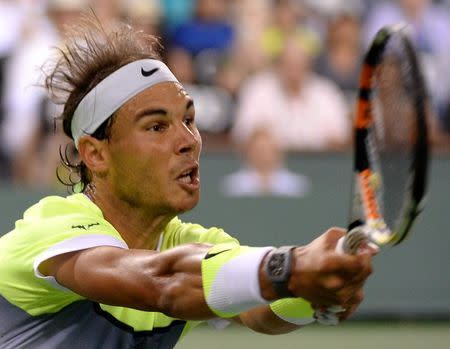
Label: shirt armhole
xmin=33 ymin=234 xmax=128 ymax=291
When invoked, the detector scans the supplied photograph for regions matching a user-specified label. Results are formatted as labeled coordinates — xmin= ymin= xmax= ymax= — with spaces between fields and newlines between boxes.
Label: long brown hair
xmin=45 ymin=13 xmax=162 ymax=192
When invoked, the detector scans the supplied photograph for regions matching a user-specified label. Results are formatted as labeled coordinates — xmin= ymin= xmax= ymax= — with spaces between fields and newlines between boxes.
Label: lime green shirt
xmin=0 ymin=194 xmax=238 ymax=349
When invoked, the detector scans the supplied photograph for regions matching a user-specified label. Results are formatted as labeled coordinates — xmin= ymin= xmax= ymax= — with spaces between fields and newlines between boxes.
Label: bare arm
xmin=236 ymin=288 xmax=365 ymax=335
xmin=236 ymin=306 xmax=300 ymax=335
xmin=41 ymin=228 xmax=373 ymax=328
xmin=41 ymin=243 xmax=215 ymax=320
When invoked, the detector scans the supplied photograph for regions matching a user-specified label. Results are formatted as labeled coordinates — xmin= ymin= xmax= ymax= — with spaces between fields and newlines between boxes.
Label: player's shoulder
xmin=23 ymin=193 xmax=101 ymax=221
xmin=0 ymin=193 xmax=109 ymax=245
xmin=162 ymin=217 xmax=239 ymax=248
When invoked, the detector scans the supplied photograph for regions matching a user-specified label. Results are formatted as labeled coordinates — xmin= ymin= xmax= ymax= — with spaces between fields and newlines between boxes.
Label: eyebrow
xmin=186 ymin=99 xmax=194 ymax=110
xmin=135 ymin=99 xmax=194 ymax=121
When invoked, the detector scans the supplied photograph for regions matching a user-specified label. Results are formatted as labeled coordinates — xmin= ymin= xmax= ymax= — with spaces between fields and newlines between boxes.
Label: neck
xmin=85 ymin=183 xmax=174 ymax=250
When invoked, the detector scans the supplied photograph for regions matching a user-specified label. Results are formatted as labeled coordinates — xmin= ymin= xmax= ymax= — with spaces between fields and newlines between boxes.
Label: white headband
xmin=71 ymin=59 xmax=179 ymax=148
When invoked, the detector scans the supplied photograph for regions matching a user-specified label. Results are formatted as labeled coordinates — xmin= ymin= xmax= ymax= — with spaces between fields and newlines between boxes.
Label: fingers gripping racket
xmin=316 ymin=24 xmax=430 ymax=324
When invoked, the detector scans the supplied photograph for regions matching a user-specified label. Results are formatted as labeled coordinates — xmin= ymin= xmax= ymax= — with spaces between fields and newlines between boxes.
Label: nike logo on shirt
xmin=204 ymin=249 xmax=231 ymax=260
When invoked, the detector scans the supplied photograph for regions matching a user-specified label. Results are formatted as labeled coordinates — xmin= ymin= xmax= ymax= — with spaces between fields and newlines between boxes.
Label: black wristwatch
xmin=264 ymin=246 xmax=296 ymax=298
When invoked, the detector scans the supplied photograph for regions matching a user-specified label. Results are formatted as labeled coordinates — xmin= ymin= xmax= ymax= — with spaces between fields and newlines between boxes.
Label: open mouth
xmin=177 ymin=165 xmax=199 ymax=185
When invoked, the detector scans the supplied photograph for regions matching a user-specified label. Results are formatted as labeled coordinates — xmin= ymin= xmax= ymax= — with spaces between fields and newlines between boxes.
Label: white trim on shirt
xmin=34 ymin=234 xmax=129 ymax=291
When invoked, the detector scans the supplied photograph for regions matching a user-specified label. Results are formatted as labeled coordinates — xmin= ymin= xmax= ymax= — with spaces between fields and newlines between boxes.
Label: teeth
xmin=179 ymin=174 xmax=191 ymax=183
xmin=178 ymin=167 xmax=196 ymax=184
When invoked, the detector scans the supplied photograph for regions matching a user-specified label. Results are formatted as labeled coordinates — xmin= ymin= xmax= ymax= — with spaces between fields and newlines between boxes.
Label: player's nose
xmin=175 ymin=122 xmax=201 ymax=155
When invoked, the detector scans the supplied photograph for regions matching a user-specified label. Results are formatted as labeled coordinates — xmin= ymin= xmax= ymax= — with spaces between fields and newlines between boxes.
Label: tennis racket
xmin=316 ymin=23 xmax=430 ymax=325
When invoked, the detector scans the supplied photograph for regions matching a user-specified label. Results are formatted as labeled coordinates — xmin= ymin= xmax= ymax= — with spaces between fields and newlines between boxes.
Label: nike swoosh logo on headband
xmin=141 ymin=67 xmax=159 ymax=77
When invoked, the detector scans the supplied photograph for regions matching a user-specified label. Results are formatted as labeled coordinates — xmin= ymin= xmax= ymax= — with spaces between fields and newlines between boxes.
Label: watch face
xmin=266 ymin=247 xmax=295 ymax=298
xmin=268 ymin=253 xmax=288 ymax=281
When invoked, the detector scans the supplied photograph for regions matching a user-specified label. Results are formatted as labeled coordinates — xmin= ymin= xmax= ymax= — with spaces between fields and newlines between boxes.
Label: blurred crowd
xmin=0 ymin=0 xmax=449 ymax=190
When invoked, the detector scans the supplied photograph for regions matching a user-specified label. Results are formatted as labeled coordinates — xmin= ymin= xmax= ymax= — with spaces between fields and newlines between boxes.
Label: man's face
xmin=104 ymin=82 xmax=202 ymax=215
xmin=245 ymin=129 xmax=282 ymax=173
xmin=278 ymin=42 xmax=311 ymax=91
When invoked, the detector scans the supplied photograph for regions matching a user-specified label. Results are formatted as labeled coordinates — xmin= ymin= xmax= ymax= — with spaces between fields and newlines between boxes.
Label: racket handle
xmin=335 ymin=236 xmax=346 ymax=254
xmin=314 ymin=305 xmax=345 ymax=325
xmin=336 ymin=227 xmax=369 ymax=255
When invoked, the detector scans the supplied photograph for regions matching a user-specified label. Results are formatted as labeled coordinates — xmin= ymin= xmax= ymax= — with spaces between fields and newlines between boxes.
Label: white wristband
xmin=203 ymin=246 xmax=274 ymax=317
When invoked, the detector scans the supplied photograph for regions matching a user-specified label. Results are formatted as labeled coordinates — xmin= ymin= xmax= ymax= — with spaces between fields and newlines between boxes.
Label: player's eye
xmin=146 ymin=122 xmax=167 ymax=132
xmin=184 ymin=115 xmax=195 ymax=127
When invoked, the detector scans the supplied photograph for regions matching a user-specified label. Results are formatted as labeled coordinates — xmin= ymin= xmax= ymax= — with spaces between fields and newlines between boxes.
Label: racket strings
xmin=368 ymin=39 xmax=420 ymax=231
xmin=374 ymin=58 xmax=416 ymax=148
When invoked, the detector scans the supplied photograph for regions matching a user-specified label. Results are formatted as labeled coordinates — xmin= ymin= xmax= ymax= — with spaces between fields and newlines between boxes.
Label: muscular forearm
xmin=44 ymin=229 xmax=374 ymax=324
xmin=46 ymin=244 xmax=216 ymax=320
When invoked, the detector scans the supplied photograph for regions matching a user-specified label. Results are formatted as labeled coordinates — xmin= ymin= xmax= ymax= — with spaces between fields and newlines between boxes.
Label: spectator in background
xmin=0 ymin=1 xmax=23 ymax=61
xmin=1 ymin=2 xmax=59 ymax=184
xmin=159 ymin=0 xmax=195 ymax=40
xmin=232 ymin=36 xmax=350 ymax=152
xmin=363 ymin=0 xmax=450 ymax=133
xmin=315 ymin=13 xmax=362 ymax=108
xmin=166 ymin=46 xmax=233 ymax=134
xmin=48 ymin=0 xmax=119 ymax=30
xmin=6 ymin=0 xmax=94 ymax=188
xmin=260 ymin=0 xmax=321 ymax=61
xmin=222 ymin=127 xmax=311 ymax=198
xmin=91 ymin=0 xmax=120 ymax=25
xmin=166 ymin=47 xmax=196 ymax=85
xmin=170 ymin=0 xmax=234 ymax=84
xmin=0 ymin=0 xmax=24 ymax=179
xmin=302 ymin=0 xmax=365 ymax=32
xmin=212 ymin=0 xmax=273 ymax=101
xmin=442 ymin=102 xmax=450 ymax=134
xmin=166 ymin=0 xmax=237 ymax=135
xmin=119 ymin=0 xmax=162 ymax=37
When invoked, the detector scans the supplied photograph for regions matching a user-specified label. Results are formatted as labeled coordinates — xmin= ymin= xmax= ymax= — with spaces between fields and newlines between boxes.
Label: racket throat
xmin=356 ymin=170 xmax=393 ymax=246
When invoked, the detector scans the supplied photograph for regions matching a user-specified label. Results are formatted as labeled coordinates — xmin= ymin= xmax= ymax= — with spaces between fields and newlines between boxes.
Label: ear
xmin=77 ymin=136 xmax=109 ymax=176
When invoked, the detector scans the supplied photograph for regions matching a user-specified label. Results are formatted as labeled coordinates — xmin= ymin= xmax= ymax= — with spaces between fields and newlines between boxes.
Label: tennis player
xmin=0 ymin=17 xmax=375 ymax=348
